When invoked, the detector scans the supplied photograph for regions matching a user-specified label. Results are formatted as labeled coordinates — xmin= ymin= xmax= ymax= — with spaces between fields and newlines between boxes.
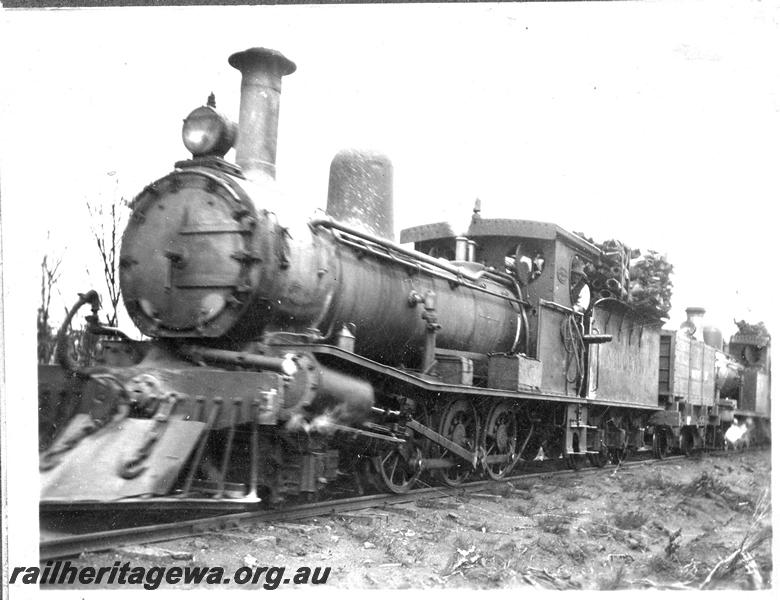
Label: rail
xmin=40 ymin=451 xmax=711 ymax=561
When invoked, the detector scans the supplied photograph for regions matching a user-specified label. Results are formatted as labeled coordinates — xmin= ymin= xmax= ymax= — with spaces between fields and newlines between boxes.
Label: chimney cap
xmin=228 ymin=47 xmax=296 ymax=76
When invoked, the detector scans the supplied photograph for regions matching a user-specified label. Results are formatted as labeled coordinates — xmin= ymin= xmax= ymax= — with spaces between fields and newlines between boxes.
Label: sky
xmin=1 ymin=0 xmax=779 ymax=577
xmin=3 ymin=2 xmax=780 ymax=338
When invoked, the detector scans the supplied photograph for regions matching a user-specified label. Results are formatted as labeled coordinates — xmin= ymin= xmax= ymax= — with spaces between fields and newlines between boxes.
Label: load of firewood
xmin=574 ymin=232 xmax=674 ymax=320
xmin=627 ymin=250 xmax=674 ymax=319
xmin=734 ymin=320 xmax=770 ymax=340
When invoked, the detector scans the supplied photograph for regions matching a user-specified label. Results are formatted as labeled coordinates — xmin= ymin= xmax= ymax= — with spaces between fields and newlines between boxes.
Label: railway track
xmin=40 ymin=452 xmax=694 ymax=560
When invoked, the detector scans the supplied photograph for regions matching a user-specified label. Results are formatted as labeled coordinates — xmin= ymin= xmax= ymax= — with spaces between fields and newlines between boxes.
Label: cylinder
xmin=228 ymin=47 xmax=296 ymax=182
xmin=314 ymin=366 xmax=375 ymax=424
xmin=326 ymin=150 xmax=394 ymax=240
xmin=283 ymin=356 xmax=375 ymax=427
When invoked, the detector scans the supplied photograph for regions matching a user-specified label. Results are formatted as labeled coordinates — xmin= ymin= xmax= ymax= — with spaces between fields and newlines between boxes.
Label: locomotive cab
xmin=402 ymin=211 xmax=605 ymax=397
xmin=729 ymin=325 xmax=772 ymax=419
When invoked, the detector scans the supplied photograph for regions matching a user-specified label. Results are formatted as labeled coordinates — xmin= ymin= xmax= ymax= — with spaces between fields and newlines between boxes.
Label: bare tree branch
xmin=86 ymin=174 xmax=127 ymax=327
xmin=37 ymin=233 xmax=64 ymax=364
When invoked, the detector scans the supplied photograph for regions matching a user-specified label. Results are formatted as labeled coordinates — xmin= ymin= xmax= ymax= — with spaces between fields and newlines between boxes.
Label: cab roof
xmin=400 ymin=217 xmax=601 ymax=260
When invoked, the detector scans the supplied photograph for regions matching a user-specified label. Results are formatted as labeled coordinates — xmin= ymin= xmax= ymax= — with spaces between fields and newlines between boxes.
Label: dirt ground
xmin=68 ymin=449 xmax=771 ymax=590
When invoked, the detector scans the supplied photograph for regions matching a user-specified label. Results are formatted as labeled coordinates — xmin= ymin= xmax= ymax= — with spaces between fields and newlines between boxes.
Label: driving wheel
xmin=435 ymin=399 xmax=478 ymax=486
xmin=481 ymin=402 xmax=518 ymax=480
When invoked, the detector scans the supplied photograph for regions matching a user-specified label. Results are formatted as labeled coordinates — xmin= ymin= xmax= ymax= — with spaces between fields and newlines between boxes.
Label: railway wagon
xmin=657 ymin=310 xmax=771 ymax=452
xmin=659 ymin=328 xmax=725 ymax=452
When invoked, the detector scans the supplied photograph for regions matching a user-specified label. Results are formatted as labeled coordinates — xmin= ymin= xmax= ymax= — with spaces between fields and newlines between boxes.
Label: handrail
xmin=310 ymin=217 xmax=526 ymax=309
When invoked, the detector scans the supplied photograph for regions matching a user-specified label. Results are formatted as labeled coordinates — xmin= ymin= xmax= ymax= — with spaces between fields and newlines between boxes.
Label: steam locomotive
xmin=38 ymin=47 xmax=771 ymax=507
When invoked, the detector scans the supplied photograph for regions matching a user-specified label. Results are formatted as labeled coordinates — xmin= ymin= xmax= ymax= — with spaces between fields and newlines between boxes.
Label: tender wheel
xmin=436 ymin=399 xmax=478 ymax=486
xmin=609 ymin=446 xmax=627 ymax=465
xmin=564 ymin=432 xmax=586 ymax=470
xmin=680 ymin=430 xmax=694 ymax=456
xmin=588 ymin=442 xmax=609 ymax=468
xmin=652 ymin=429 xmax=668 ymax=459
xmin=481 ymin=402 xmax=518 ymax=480
xmin=714 ymin=429 xmax=725 ymax=452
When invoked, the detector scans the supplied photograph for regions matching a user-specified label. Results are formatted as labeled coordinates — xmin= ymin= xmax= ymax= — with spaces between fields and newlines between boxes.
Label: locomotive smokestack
xmin=228 ymin=47 xmax=296 ymax=182
xmin=681 ymin=306 xmax=706 ymax=340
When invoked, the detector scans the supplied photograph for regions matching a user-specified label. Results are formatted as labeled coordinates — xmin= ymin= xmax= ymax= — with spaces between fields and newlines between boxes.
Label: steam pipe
xmin=334 ymin=233 xmax=525 ymax=308
xmin=228 ymin=47 xmax=296 ymax=182
xmin=311 ymin=217 xmax=519 ymax=290
xmin=312 ymin=218 xmax=527 ymax=324
xmin=179 ymin=345 xmax=297 ymax=376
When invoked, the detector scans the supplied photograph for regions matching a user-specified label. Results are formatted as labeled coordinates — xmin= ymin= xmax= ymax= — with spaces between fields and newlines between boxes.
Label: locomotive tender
xmin=39 ymin=47 xmax=771 ymax=506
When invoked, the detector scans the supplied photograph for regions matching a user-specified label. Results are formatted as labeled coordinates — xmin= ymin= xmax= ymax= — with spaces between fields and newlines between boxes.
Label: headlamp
xmin=181 ymin=103 xmax=236 ymax=158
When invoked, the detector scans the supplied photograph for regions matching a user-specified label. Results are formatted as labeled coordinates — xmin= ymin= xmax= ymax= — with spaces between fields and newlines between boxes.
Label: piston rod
xmin=179 ymin=345 xmax=297 ymax=376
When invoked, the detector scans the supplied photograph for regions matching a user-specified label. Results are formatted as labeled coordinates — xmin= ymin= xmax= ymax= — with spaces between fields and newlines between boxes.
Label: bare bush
xmin=37 ymin=242 xmax=63 ymax=364
xmin=598 ymin=564 xmax=627 ymax=590
xmin=614 ymin=510 xmax=648 ymax=530
xmin=86 ymin=173 xmax=128 ymax=327
xmin=699 ymin=488 xmax=772 ymax=589
xmin=537 ymin=514 xmax=571 ymax=535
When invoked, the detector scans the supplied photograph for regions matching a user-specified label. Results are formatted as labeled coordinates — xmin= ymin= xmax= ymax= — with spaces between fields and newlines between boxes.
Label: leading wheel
xmin=435 ymin=399 xmax=478 ymax=486
xmin=356 ymin=457 xmax=381 ymax=494
xmin=373 ymin=445 xmax=422 ymax=494
xmin=481 ymin=402 xmax=518 ymax=480
xmin=373 ymin=400 xmax=429 ymax=494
